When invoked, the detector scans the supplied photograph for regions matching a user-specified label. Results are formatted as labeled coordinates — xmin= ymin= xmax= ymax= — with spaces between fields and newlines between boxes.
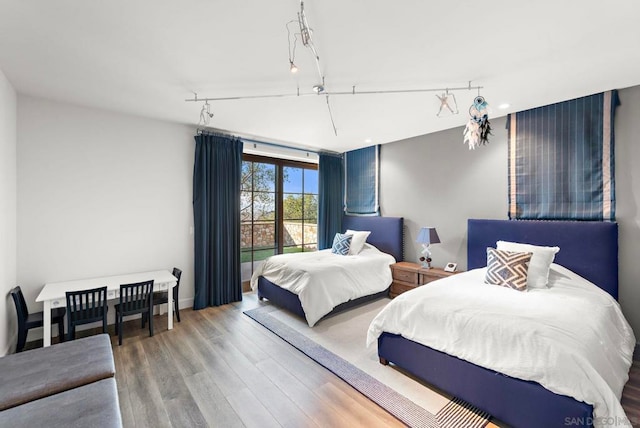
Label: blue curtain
xmin=508 ymin=90 xmax=618 ymax=221
xmin=318 ymin=153 xmax=344 ymax=250
xmin=345 ymin=145 xmax=380 ymax=215
xmin=193 ymin=132 xmax=243 ymax=308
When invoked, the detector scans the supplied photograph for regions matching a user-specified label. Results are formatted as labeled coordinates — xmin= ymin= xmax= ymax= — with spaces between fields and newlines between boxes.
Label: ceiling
xmin=1 ymin=1 xmax=639 ymax=153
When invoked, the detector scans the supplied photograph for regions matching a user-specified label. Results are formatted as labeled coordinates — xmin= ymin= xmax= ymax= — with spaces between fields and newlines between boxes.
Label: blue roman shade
xmin=344 ymin=145 xmax=380 ymax=215
xmin=508 ymin=90 xmax=618 ymax=221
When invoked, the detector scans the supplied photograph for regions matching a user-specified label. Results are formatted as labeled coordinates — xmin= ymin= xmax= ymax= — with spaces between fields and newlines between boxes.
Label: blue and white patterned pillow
xmin=485 ymin=247 xmax=532 ymax=292
xmin=331 ymin=233 xmax=353 ymax=256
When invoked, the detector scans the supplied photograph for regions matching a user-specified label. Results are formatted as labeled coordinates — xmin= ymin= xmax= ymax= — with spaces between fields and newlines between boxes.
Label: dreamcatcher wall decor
xmin=463 ymin=95 xmax=492 ymax=150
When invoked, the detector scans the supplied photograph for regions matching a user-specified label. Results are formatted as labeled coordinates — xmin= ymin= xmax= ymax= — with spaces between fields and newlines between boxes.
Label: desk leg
xmin=167 ymin=282 xmax=174 ymax=330
xmin=43 ymin=300 xmax=52 ymax=347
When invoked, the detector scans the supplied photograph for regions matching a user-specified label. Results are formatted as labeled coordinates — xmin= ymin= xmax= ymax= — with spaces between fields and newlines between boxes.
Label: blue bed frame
xmin=257 ymin=215 xmax=404 ymax=323
xmin=378 ymin=219 xmax=619 ymax=428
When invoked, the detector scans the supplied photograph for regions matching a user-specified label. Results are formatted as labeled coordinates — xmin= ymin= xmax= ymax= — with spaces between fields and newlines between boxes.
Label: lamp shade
xmin=416 ymin=227 xmax=440 ymax=245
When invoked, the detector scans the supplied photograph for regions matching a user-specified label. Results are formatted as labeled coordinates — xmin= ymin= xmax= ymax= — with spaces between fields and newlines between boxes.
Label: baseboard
xmin=1 ymin=332 xmax=17 ymax=356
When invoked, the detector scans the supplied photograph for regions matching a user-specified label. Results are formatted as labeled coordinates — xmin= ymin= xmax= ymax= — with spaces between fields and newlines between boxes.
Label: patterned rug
xmin=244 ymin=305 xmax=491 ymax=428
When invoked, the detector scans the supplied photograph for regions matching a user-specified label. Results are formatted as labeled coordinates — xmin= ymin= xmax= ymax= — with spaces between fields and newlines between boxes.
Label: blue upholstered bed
xmin=257 ymin=215 xmax=404 ymax=322
xmin=378 ymin=219 xmax=619 ymax=428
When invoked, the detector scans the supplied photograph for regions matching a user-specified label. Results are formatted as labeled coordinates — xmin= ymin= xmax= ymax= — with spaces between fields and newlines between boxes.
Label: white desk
xmin=36 ymin=270 xmax=178 ymax=347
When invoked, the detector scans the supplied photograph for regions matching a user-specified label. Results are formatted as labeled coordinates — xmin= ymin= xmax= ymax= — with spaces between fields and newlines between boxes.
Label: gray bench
xmin=0 ymin=334 xmax=121 ymax=427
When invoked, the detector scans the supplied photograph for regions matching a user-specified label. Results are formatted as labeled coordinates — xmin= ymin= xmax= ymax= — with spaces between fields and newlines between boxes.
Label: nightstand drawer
xmin=420 ymin=268 xmax=459 ymax=285
xmin=390 ymin=281 xmax=417 ymax=296
xmin=392 ymin=269 xmax=418 ymax=284
xmin=389 ymin=262 xmax=457 ymax=298
xmin=420 ymin=273 xmax=446 ymax=285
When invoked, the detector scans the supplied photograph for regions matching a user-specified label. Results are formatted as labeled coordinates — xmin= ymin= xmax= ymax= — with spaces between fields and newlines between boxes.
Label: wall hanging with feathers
xmin=463 ymin=96 xmax=492 ymax=150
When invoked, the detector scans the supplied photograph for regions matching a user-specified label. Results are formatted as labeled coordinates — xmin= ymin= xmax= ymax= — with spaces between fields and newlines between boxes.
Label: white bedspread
xmin=367 ymin=264 xmax=635 ymax=427
xmin=251 ymin=244 xmax=395 ymax=327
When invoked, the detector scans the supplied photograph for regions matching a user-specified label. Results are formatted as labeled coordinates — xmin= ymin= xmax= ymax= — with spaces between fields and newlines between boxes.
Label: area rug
xmin=244 ymin=305 xmax=491 ymax=428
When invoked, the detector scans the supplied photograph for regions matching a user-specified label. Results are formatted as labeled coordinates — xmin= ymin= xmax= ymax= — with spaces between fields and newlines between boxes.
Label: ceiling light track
xmin=185 ymin=83 xmax=484 ymax=103
xmin=188 ymin=1 xmax=485 ymax=138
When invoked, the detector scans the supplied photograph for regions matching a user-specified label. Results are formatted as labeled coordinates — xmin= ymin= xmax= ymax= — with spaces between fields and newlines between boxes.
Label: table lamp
xmin=416 ymin=227 xmax=440 ymax=269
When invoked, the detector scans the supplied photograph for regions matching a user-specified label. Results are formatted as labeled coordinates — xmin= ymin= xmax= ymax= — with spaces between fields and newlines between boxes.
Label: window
xmin=241 ymin=154 xmax=318 ymax=283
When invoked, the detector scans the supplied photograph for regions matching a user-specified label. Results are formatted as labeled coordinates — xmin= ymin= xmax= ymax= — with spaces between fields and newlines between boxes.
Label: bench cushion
xmin=0 ymin=378 xmax=122 ymax=427
xmin=0 ymin=334 xmax=115 ymax=410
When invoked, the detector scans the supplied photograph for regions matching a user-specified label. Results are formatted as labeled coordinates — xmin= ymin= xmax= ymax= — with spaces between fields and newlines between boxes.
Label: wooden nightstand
xmin=389 ymin=262 xmax=459 ymax=298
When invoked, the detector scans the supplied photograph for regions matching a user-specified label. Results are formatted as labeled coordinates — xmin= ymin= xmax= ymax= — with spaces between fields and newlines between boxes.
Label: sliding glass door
xmin=283 ymin=165 xmax=318 ymax=254
xmin=241 ymin=154 xmax=318 ymax=285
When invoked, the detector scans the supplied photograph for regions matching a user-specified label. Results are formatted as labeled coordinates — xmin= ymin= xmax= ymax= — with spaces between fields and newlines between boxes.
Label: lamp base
xmin=419 ymin=257 xmax=432 ymax=269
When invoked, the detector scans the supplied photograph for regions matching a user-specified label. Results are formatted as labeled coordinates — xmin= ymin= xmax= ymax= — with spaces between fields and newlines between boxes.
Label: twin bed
xmin=371 ymin=219 xmax=633 ymax=428
xmin=252 ymin=217 xmax=634 ymax=427
xmin=251 ymin=215 xmax=403 ymax=326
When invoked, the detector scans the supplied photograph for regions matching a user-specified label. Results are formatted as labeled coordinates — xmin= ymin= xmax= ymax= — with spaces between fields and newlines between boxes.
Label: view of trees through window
xmin=241 ymin=155 xmax=318 ymax=281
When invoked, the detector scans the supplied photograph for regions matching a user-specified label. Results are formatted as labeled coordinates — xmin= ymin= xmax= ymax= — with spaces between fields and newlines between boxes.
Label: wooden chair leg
xmin=118 ymin=313 xmax=123 ymax=346
xmin=149 ymin=308 xmax=154 ymax=337
xmin=58 ymin=319 xmax=65 ymax=343
xmin=16 ymin=329 xmax=27 ymax=353
xmin=175 ymin=300 xmax=181 ymax=323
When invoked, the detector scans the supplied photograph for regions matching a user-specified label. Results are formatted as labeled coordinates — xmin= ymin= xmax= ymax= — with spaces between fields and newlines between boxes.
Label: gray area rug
xmin=244 ymin=305 xmax=490 ymax=428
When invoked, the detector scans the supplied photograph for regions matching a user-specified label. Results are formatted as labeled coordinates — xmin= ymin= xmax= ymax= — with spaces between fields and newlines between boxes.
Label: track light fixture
xmin=187 ymin=2 xmax=489 ymax=143
xmin=436 ymin=90 xmax=458 ymax=117
xmin=197 ymin=96 xmax=214 ymax=126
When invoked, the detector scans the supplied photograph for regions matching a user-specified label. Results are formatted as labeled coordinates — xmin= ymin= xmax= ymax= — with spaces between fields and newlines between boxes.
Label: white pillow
xmin=345 ymin=229 xmax=371 ymax=255
xmin=496 ymin=241 xmax=560 ymax=289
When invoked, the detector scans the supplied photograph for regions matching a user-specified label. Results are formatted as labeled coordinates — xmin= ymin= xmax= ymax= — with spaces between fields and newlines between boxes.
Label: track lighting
xmin=187 ymin=3 xmax=490 ymax=143
xmin=199 ymin=99 xmax=214 ymax=126
xmin=436 ymin=90 xmax=458 ymax=117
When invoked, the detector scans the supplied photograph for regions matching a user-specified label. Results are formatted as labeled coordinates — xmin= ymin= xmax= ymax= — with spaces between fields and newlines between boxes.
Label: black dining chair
xmin=10 ymin=286 xmax=66 ymax=352
xmin=150 ymin=267 xmax=182 ymax=322
xmin=114 ymin=280 xmax=154 ymax=346
xmin=65 ymin=286 xmax=108 ymax=341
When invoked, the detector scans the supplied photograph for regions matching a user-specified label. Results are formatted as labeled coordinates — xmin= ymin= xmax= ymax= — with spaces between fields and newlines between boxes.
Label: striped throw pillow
xmin=485 ymin=248 xmax=532 ymax=292
xmin=331 ymin=233 xmax=353 ymax=256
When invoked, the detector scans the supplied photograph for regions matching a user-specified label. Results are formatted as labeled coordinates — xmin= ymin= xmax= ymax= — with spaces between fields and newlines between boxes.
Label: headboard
xmin=467 ymin=219 xmax=618 ymax=299
xmin=342 ymin=216 xmax=404 ymax=262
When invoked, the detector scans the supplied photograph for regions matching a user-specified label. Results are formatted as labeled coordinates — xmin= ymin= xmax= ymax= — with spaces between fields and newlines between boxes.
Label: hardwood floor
xmin=111 ymin=298 xmax=406 ymax=428
xmin=623 ymin=361 xmax=640 ymax=426
xmin=25 ymin=296 xmax=640 ymax=427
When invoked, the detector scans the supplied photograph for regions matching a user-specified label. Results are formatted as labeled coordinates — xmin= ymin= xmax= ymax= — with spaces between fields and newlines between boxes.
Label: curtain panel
xmin=193 ymin=133 xmax=243 ymax=309
xmin=318 ymin=153 xmax=344 ymax=249
xmin=508 ymin=90 xmax=618 ymax=221
xmin=344 ymin=145 xmax=380 ymax=215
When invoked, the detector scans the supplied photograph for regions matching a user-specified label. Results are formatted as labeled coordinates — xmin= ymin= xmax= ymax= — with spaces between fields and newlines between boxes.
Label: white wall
xmin=380 ymin=116 xmax=508 ymax=266
xmin=17 ymin=95 xmax=195 ymax=338
xmin=380 ymin=85 xmax=640 ymax=338
xmin=0 ymin=68 xmax=17 ymax=355
xmin=613 ymin=85 xmax=640 ymax=337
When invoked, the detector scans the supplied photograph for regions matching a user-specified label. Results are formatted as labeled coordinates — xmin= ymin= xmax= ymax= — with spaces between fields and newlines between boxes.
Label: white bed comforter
xmin=251 ymin=244 xmax=395 ymax=327
xmin=367 ymin=264 xmax=635 ymax=427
